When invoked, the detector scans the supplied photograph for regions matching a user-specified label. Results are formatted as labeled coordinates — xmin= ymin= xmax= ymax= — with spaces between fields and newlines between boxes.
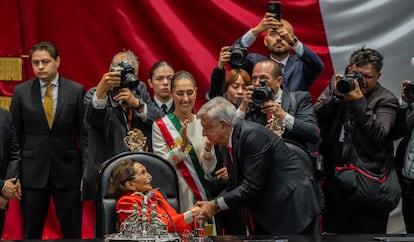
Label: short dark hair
xmin=349 ymin=47 xmax=383 ymax=72
xmin=149 ymin=61 xmax=174 ymax=80
xmin=29 ymin=41 xmax=59 ymax=60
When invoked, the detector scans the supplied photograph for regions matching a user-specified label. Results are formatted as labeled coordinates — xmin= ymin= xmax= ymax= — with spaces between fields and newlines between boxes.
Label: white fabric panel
xmin=319 ymin=0 xmax=414 ymax=97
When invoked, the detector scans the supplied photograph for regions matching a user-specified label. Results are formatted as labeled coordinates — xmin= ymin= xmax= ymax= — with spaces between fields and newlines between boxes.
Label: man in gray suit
xmin=10 ymin=41 xmax=87 ymax=239
xmin=231 ymin=14 xmax=324 ymax=92
xmin=195 ymin=97 xmax=321 ymax=235
xmin=244 ymin=59 xmax=319 ymax=147
xmin=0 ymin=108 xmax=21 ymax=237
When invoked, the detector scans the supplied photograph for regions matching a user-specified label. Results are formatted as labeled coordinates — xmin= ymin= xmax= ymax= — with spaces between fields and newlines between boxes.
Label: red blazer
xmin=116 ymin=190 xmax=192 ymax=233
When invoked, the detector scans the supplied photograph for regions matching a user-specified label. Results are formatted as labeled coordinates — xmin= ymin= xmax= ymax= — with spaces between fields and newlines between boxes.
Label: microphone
xmin=157 ymin=199 xmax=178 ymax=235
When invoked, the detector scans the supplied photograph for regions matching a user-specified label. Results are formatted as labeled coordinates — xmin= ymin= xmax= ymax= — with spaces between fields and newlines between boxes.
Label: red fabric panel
xmin=1 ymin=0 xmax=333 ymax=239
xmin=0 ymin=0 xmax=26 ymax=96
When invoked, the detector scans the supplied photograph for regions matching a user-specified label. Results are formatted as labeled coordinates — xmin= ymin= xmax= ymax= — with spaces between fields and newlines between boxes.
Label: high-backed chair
xmin=95 ymin=151 xmax=179 ymax=238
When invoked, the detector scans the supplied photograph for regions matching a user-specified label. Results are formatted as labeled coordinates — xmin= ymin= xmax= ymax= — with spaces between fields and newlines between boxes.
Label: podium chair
xmin=95 ymin=151 xmax=180 ymax=237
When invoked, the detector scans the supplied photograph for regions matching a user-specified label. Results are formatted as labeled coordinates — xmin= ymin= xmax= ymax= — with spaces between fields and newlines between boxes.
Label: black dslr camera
xmin=112 ymin=60 xmax=139 ymax=89
xmin=404 ymin=82 xmax=414 ymax=102
xmin=228 ymin=44 xmax=248 ymax=67
xmin=336 ymin=71 xmax=364 ymax=94
xmin=252 ymin=79 xmax=273 ymax=105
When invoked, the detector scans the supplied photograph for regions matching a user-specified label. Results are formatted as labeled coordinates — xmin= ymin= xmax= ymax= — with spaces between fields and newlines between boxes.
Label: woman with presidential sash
xmin=152 ymin=71 xmax=217 ymax=214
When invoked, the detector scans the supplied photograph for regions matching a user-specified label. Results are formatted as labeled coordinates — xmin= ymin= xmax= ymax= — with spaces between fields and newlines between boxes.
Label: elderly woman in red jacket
xmin=108 ymin=158 xmax=200 ymax=234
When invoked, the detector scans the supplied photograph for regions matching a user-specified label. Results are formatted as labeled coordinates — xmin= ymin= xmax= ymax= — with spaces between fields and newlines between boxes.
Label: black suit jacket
xmin=0 ymin=108 xmax=20 ymax=189
xmin=221 ymin=120 xmax=321 ymax=235
xmin=10 ymin=77 xmax=87 ymax=189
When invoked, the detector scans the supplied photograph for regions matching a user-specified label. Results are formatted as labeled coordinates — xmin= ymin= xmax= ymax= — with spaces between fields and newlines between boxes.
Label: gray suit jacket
xmin=246 ymin=90 xmax=320 ymax=146
xmin=231 ymin=39 xmax=324 ymax=91
xmin=222 ymin=120 xmax=321 ymax=235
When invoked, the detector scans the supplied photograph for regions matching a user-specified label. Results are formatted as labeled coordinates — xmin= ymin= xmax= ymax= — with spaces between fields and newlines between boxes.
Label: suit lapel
xmin=281 ymin=92 xmax=291 ymax=114
xmin=32 ymin=79 xmax=50 ymax=128
xmin=282 ymin=55 xmax=296 ymax=86
xmin=231 ymin=123 xmax=242 ymax=184
xmin=54 ymin=77 xmax=65 ymax=125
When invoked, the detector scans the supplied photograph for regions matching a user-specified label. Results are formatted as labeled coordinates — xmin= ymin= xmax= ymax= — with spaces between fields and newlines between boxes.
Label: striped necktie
xmin=43 ymin=83 xmax=54 ymax=128
xmin=161 ymin=104 xmax=168 ymax=115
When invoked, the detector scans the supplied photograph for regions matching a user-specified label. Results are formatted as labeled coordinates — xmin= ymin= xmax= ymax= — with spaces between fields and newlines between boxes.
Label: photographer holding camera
xmin=83 ymin=50 xmax=152 ymax=201
xmin=241 ymin=59 xmax=320 ymax=147
xmin=392 ymin=80 xmax=414 ymax=233
xmin=314 ymin=47 xmax=400 ymax=233
xmin=231 ymin=12 xmax=324 ymax=92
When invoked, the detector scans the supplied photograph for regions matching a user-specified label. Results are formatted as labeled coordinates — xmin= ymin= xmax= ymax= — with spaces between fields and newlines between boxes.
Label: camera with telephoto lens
xmin=336 ymin=71 xmax=364 ymax=94
xmin=404 ymin=82 xmax=414 ymax=102
xmin=111 ymin=60 xmax=139 ymax=89
xmin=228 ymin=44 xmax=248 ymax=67
xmin=252 ymin=79 xmax=273 ymax=105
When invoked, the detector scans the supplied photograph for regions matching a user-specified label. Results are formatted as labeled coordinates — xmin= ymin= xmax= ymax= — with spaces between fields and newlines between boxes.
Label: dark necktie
xmin=278 ymin=62 xmax=284 ymax=75
xmin=161 ymin=104 xmax=168 ymax=115
xmin=43 ymin=83 xmax=54 ymax=128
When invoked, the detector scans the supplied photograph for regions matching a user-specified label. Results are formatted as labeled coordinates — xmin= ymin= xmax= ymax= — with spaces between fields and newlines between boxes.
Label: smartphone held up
xmin=268 ymin=1 xmax=281 ymax=21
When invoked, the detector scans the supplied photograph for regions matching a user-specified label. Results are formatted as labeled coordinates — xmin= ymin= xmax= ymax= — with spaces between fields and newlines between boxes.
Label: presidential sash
xmin=155 ymin=113 xmax=212 ymax=201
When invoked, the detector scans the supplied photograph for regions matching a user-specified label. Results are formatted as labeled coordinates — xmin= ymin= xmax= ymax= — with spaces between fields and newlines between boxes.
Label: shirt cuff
xmin=400 ymin=98 xmax=409 ymax=109
xmin=284 ymin=112 xmax=295 ymax=130
xmin=203 ymin=149 xmax=216 ymax=162
xmin=240 ymin=29 xmax=256 ymax=48
xmin=216 ymin=196 xmax=229 ymax=211
xmin=136 ymin=103 xmax=148 ymax=122
xmin=292 ymin=40 xmax=304 ymax=57
xmin=92 ymin=92 xmax=108 ymax=109
xmin=235 ymin=108 xmax=246 ymax=120
xmin=183 ymin=210 xmax=193 ymax=224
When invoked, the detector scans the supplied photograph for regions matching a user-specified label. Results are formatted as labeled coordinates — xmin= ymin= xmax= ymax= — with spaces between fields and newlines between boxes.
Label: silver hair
xmin=197 ymin=97 xmax=238 ymax=126
xmin=110 ymin=50 xmax=140 ymax=69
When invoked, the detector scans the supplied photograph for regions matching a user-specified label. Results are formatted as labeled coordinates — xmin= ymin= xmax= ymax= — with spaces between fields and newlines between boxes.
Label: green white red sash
xmin=155 ymin=114 xmax=212 ymax=201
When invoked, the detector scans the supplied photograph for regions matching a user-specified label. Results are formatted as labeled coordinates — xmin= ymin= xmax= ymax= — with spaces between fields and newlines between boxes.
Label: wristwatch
xmin=289 ymin=36 xmax=298 ymax=47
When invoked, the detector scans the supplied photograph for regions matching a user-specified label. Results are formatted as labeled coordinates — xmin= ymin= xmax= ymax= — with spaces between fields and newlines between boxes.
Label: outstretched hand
xmin=194 ymin=200 xmax=216 ymax=220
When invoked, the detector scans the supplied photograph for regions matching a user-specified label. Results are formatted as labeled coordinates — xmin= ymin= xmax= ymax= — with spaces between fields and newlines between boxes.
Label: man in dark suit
xmin=9 ymin=41 xmax=87 ymax=239
xmin=245 ymin=59 xmax=319 ymax=147
xmin=83 ymin=50 xmax=152 ymax=201
xmin=0 ymin=108 xmax=21 ymax=237
xmin=195 ymin=97 xmax=321 ymax=235
xmin=231 ymin=14 xmax=324 ymax=92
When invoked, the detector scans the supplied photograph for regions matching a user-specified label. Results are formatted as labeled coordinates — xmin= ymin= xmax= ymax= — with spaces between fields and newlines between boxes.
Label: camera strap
xmin=342 ymin=106 xmax=355 ymax=162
